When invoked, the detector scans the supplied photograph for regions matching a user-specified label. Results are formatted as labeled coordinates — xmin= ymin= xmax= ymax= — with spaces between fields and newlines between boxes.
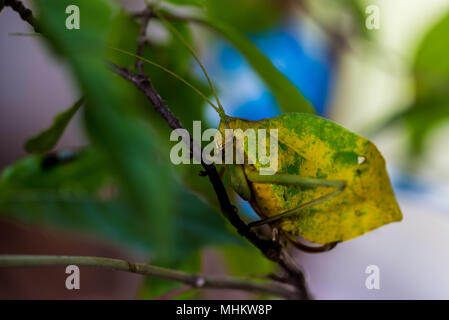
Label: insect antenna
xmin=153 ymin=8 xmax=228 ymax=122
xmin=108 ymin=46 xmax=221 ymax=114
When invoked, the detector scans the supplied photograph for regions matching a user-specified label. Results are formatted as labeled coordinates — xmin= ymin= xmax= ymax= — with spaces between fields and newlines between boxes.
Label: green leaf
xmin=220 ymin=244 xmax=275 ymax=277
xmin=393 ymin=99 xmax=449 ymax=155
xmin=0 ymin=149 xmax=107 ymax=192
xmin=106 ymin=12 xmax=218 ymax=203
xmin=376 ymin=11 xmax=449 ymax=157
xmin=414 ymin=12 xmax=449 ymax=100
xmin=0 ymin=150 xmax=145 ymax=247
xmin=35 ymin=0 xmax=177 ymax=258
xmin=24 ymin=98 xmax=84 ymax=154
xmin=0 ymin=150 xmax=240 ymax=254
xmin=198 ymin=17 xmax=314 ymax=114
xmin=106 ymin=11 xmax=140 ymax=67
xmin=165 ymin=0 xmax=206 ymax=7
xmin=206 ymin=0 xmax=281 ymax=33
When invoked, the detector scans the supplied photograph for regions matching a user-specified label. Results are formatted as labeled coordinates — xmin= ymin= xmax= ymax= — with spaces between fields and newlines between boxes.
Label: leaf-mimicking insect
xmin=112 ymin=11 xmax=403 ymax=252
xmin=216 ymin=113 xmax=402 ymax=252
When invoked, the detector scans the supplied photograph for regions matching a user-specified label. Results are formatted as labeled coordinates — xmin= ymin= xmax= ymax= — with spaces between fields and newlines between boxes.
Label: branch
xmin=135 ymin=6 xmax=153 ymax=74
xmin=4 ymin=1 xmax=311 ymax=299
xmin=0 ymin=255 xmax=298 ymax=299
xmin=4 ymin=0 xmax=39 ymax=32
xmin=108 ymin=62 xmax=310 ymax=300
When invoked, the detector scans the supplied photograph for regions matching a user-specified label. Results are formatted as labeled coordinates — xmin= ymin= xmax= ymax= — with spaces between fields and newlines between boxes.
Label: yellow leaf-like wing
xmin=221 ymin=113 xmax=402 ymax=244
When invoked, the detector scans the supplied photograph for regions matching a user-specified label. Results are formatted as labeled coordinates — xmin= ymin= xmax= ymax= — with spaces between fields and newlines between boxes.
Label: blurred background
xmin=1 ymin=0 xmax=449 ymax=299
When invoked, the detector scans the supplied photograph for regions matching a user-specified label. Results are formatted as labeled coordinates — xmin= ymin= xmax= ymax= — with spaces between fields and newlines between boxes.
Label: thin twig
xmin=5 ymin=1 xmax=312 ymax=299
xmin=109 ymin=63 xmax=185 ymax=131
xmin=135 ymin=6 xmax=153 ymax=74
xmin=0 ymin=255 xmax=298 ymax=299
xmin=108 ymin=62 xmax=310 ymax=299
xmin=4 ymin=0 xmax=39 ymax=32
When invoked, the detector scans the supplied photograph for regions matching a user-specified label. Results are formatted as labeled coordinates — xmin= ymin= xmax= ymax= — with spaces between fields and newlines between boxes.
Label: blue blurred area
xmin=204 ymin=20 xmax=336 ymax=126
xmin=392 ymin=171 xmax=428 ymax=194
xmin=199 ymin=20 xmax=447 ymax=218
xmin=202 ymin=20 xmax=336 ymax=219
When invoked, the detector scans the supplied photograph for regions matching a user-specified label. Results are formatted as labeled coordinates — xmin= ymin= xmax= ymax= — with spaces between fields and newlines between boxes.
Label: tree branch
xmin=135 ymin=6 xmax=153 ymax=74
xmin=108 ymin=62 xmax=310 ymax=300
xmin=4 ymin=0 xmax=39 ymax=32
xmin=0 ymin=255 xmax=298 ymax=299
xmin=4 ymin=1 xmax=311 ymax=299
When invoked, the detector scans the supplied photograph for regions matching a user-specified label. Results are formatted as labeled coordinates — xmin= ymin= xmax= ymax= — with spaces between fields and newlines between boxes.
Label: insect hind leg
xmin=245 ymin=164 xmax=346 ymax=253
xmin=248 ymin=181 xmax=346 ymax=229
xmin=282 ymin=231 xmax=339 ymax=253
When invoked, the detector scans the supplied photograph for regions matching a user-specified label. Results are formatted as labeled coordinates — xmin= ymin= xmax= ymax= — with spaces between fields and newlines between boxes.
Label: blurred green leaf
xmin=106 ymin=11 xmax=140 ymax=67
xmin=391 ymin=99 xmax=449 ymax=155
xmin=378 ymin=11 xmax=449 ymax=157
xmin=0 ymin=150 xmax=240 ymax=254
xmin=198 ymin=17 xmax=315 ymax=114
xmin=165 ymin=0 xmax=206 ymax=7
xmin=219 ymin=244 xmax=277 ymax=299
xmin=106 ymin=12 xmax=218 ymax=203
xmin=0 ymin=150 xmax=146 ymax=247
xmin=147 ymin=20 xmax=194 ymax=74
xmin=0 ymin=149 xmax=107 ymax=192
xmin=206 ymin=0 xmax=281 ymax=33
xmin=414 ymin=12 xmax=449 ymax=100
xmin=220 ymin=244 xmax=275 ymax=278
xmin=24 ymin=98 xmax=84 ymax=154
xmin=35 ymin=0 xmax=176 ymax=259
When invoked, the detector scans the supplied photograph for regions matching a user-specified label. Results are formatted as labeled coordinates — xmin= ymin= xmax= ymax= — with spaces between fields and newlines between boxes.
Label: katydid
xmin=110 ymin=10 xmax=402 ymax=252
xmin=211 ymin=111 xmax=403 ymax=252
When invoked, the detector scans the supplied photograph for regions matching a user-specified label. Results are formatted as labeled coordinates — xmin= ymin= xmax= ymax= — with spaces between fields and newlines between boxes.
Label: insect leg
xmin=282 ymin=231 xmax=338 ymax=253
xmin=246 ymin=172 xmax=346 ymax=228
xmin=246 ymin=172 xmax=346 ymax=188
xmin=248 ymin=187 xmax=344 ymax=228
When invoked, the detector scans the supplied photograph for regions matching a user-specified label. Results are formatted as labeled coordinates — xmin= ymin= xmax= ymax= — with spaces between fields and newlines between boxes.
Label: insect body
xmin=218 ymin=113 xmax=402 ymax=250
xmin=118 ymin=13 xmax=403 ymax=252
